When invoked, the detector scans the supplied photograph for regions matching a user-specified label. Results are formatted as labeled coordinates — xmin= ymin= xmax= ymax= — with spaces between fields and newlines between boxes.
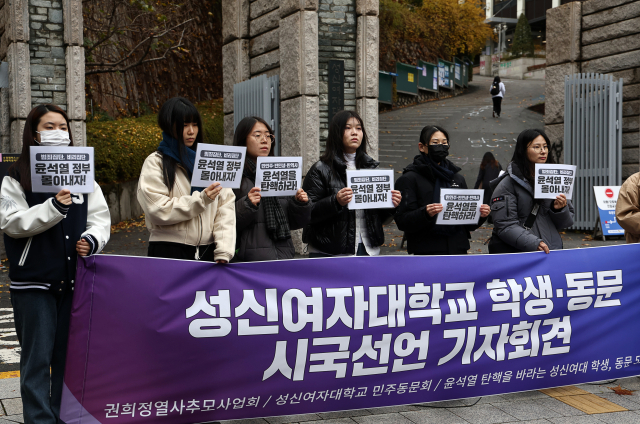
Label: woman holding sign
xmin=137 ymin=97 xmax=236 ymax=262
xmin=489 ymin=129 xmax=574 ymax=253
xmin=394 ymin=125 xmax=490 ymax=255
xmin=232 ymin=116 xmax=311 ymax=261
xmin=0 ymin=104 xmax=111 ymax=424
xmin=302 ymin=110 xmax=401 ymax=257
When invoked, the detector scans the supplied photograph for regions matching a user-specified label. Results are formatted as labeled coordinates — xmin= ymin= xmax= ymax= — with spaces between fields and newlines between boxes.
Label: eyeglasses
xmin=529 ymin=145 xmax=548 ymax=152
xmin=429 ymin=139 xmax=448 ymax=145
xmin=253 ymin=133 xmax=275 ymax=143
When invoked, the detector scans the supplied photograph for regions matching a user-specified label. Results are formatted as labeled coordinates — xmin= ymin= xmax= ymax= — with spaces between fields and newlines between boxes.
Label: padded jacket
xmin=233 ymin=175 xmax=311 ymax=261
xmin=302 ymin=154 xmax=393 ymax=255
xmin=616 ymin=172 xmax=640 ymax=243
xmin=490 ymin=162 xmax=574 ymax=251
xmin=395 ymin=154 xmax=482 ymax=255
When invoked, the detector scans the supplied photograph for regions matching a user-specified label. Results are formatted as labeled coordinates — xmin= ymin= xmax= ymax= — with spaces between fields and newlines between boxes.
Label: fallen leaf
xmin=609 ymin=385 xmax=634 ymax=395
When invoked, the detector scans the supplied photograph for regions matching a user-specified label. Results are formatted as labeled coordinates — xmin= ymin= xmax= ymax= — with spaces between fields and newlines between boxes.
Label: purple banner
xmin=62 ymin=246 xmax=640 ymax=423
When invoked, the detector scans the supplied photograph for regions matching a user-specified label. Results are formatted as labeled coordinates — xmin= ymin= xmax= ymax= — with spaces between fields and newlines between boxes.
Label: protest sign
xmin=62 ymin=244 xmax=640 ymax=423
xmin=0 ymin=154 xmax=20 ymax=188
xmin=436 ymin=189 xmax=483 ymax=225
xmin=534 ymin=164 xmax=576 ymax=200
xmin=192 ymin=144 xmax=246 ymax=189
xmin=346 ymin=169 xmax=394 ymax=210
xmin=30 ymin=146 xmax=94 ymax=193
xmin=255 ymin=157 xmax=302 ymax=197
xmin=594 ymin=186 xmax=624 ymax=236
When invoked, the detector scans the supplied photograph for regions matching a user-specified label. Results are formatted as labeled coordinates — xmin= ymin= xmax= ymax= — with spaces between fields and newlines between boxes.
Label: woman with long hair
xmin=232 ymin=116 xmax=311 ymax=261
xmin=474 ymin=151 xmax=503 ymax=206
xmin=302 ymin=110 xmax=401 ymax=257
xmin=490 ymin=76 xmax=506 ymax=118
xmin=0 ymin=104 xmax=111 ymax=423
xmin=489 ymin=128 xmax=574 ymax=253
xmin=137 ymin=97 xmax=236 ymax=262
xmin=394 ymin=125 xmax=490 ymax=255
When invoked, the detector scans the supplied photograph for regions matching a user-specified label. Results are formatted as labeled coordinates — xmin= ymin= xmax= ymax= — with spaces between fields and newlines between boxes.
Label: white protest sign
xmin=30 ymin=146 xmax=94 ymax=193
xmin=436 ymin=189 xmax=483 ymax=225
xmin=534 ymin=164 xmax=576 ymax=200
xmin=255 ymin=156 xmax=303 ymax=197
xmin=192 ymin=144 xmax=246 ymax=189
xmin=346 ymin=169 xmax=394 ymax=210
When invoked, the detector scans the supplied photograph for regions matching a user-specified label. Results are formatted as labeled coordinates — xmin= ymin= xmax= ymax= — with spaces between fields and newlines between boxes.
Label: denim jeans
xmin=12 ymin=289 xmax=73 ymax=424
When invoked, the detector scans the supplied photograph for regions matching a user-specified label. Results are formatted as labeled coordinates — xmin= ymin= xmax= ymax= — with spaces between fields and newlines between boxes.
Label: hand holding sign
xmin=203 ymin=182 xmax=222 ymax=201
xmin=55 ymin=189 xmax=72 ymax=205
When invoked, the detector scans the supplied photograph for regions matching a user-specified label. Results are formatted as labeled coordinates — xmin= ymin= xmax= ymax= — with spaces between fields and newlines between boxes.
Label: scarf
xmin=158 ymin=132 xmax=197 ymax=193
xmin=245 ymin=160 xmax=291 ymax=241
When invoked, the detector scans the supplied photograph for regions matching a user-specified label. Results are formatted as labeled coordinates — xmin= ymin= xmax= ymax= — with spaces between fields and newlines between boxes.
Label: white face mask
xmin=36 ymin=129 xmax=71 ymax=146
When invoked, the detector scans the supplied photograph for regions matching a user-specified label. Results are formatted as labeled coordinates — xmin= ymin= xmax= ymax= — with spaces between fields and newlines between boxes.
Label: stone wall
xmin=545 ymin=0 xmax=640 ymax=179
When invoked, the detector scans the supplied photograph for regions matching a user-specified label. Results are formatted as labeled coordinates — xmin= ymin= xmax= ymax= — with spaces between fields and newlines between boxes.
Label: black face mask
xmin=428 ymin=144 xmax=449 ymax=163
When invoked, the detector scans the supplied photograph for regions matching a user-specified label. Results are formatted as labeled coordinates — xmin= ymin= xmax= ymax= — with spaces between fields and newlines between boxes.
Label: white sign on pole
xmin=346 ymin=169 xmax=394 ymax=210
xmin=436 ymin=189 xmax=483 ymax=225
xmin=30 ymin=146 xmax=94 ymax=193
xmin=192 ymin=144 xmax=246 ymax=189
xmin=255 ymin=156 xmax=303 ymax=197
xmin=534 ymin=164 xmax=576 ymax=200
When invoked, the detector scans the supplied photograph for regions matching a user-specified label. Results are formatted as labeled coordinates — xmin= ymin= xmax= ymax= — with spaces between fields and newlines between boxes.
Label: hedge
xmin=87 ymin=99 xmax=224 ymax=185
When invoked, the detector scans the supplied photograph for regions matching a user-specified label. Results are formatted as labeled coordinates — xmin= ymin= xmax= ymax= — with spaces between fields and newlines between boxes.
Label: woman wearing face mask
xmin=0 ymin=104 xmax=111 ymax=424
xmin=232 ymin=116 xmax=311 ymax=261
xmin=489 ymin=128 xmax=574 ymax=254
xmin=302 ymin=110 xmax=401 ymax=257
xmin=137 ymin=97 xmax=236 ymax=262
xmin=394 ymin=125 xmax=490 ymax=255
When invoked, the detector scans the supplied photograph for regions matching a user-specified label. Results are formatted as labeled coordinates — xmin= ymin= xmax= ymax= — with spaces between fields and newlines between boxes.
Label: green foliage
xmin=510 ymin=14 xmax=535 ymax=58
xmin=87 ymin=99 xmax=224 ymax=185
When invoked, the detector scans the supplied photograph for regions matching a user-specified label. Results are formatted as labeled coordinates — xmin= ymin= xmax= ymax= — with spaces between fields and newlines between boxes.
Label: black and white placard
xmin=436 ymin=189 xmax=483 ymax=225
xmin=534 ymin=164 xmax=576 ymax=200
xmin=192 ymin=144 xmax=246 ymax=189
xmin=255 ymin=156 xmax=303 ymax=197
xmin=346 ymin=170 xmax=394 ymax=210
xmin=30 ymin=146 xmax=94 ymax=193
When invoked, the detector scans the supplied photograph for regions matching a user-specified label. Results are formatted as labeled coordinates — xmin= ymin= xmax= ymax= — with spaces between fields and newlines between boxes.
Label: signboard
xmin=328 ymin=60 xmax=345 ymax=124
xmin=346 ymin=169 xmax=394 ymax=210
xmin=594 ymin=186 xmax=624 ymax=236
xmin=436 ymin=189 xmax=483 ymax=225
xmin=534 ymin=164 xmax=576 ymax=200
xmin=30 ymin=146 xmax=94 ymax=193
xmin=192 ymin=144 xmax=246 ymax=189
xmin=417 ymin=61 xmax=438 ymax=93
xmin=438 ymin=59 xmax=453 ymax=90
xmin=396 ymin=62 xmax=418 ymax=95
xmin=0 ymin=153 xmax=20 ymax=187
xmin=255 ymin=156 xmax=302 ymax=197
xmin=62 ymin=244 xmax=640 ymax=423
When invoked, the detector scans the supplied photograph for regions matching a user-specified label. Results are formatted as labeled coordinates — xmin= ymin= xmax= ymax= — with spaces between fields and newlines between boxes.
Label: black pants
xmin=309 ymin=243 xmax=370 ymax=258
xmin=492 ymin=96 xmax=502 ymax=116
xmin=148 ymin=241 xmax=216 ymax=261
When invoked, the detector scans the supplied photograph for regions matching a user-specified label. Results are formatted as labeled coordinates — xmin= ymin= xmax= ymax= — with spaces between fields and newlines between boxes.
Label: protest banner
xmin=534 ymin=164 xmax=576 ymax=200
xmin=346 ymin=170 xmax=394 ymax=210
xmin=29 ymin=146 xmax=94 ymax=193
xmin=255 ymin=157 xmax=303 ymax=197
xmin=436 ymin=189 xmax=483 ymax=225
xmin=594 ymin=186 xmax=624 ymax=237
xmin=192 ymin=144 xmax=246 ymax=189
xmin=62 ymin=244 xmax=640 ymax=424
xmin=0 ymin=153 xmax=20 ymax=188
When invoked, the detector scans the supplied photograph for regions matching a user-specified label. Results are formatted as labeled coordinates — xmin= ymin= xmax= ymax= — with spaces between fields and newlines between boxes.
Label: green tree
xmin=510 ymin=13 xmax=535 ymax=58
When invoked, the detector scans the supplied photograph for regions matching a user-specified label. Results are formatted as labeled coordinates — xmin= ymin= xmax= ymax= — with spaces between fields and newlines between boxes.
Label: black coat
xmin=302 ymin=154 xmax=393 ymax=255
xmin=394 ymin=154 xmax=483 ymax=255
xmin=474 ymin=162 xmax=502 ymax=205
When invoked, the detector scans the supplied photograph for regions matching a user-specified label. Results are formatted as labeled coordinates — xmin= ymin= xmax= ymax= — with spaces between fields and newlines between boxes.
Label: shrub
xmin=87 ymin=99 xmax=224 ymax=185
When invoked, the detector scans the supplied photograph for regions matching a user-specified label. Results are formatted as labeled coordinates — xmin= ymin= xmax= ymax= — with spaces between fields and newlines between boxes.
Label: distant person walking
xmin=490 ymin=76 xmax=506 ymax=118
xmin=474 ymin=152 xmax=502 ymax=206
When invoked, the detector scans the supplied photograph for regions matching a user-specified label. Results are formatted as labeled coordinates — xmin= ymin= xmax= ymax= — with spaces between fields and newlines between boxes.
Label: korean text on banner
xmin=534 ymin=164 xmax=576 ymax=200
xmin=436 ymin=189 xmax=483 ymax=225
xmin=30 ymin=146 xmax=94 ymax=193
xmin=62 ymin=245 xmax=640 ymax=424
xmin=594 ymin=186 xmax=624 ymax=236
xmin=192 ymin=145 xmax=246 ymax=189
xmin=346 ymin=169 xmax=394 ymax=210
xmin=255 ymin=157 xmax=302 ymax=197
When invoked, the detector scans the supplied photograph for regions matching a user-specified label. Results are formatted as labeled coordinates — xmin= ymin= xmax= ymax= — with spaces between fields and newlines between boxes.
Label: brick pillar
xmin=355 ymin=0 xmax=378 ymax=160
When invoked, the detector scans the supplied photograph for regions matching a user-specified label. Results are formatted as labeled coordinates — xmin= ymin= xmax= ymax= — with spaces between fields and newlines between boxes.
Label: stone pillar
xmin=551 ymin=0 xmax=561 ymax=8
xmin=485 ymin=0 xmax=492 ymax=20
xmin=355 ymin=0 xmax=378 ymax=160
xmin=516 ymin=0 xmax=525 ymax=18
xmin=64 ymin=0 xmax=86 ymax=146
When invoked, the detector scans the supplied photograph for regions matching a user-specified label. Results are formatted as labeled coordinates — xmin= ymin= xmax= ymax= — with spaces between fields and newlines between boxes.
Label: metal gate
xmin=564 ymin=73 xmax=623 ymax=230
xmin=234 ymin=74 xmax=280 ymax=154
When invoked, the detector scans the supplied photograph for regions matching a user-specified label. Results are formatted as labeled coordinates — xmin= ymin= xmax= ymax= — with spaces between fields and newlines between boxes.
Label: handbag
xmin=488 ymin=204 xmax=539 ymax=254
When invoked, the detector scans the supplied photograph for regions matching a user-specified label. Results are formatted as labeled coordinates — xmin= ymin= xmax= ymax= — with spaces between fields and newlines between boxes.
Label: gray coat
xmin=491 ymin=163 xmax=574 ymax=251
xmin=233 ymin=176 xmax=311 ymax=262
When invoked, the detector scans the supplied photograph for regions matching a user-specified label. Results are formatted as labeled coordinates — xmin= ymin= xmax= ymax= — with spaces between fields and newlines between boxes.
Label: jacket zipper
xmin=195 ymin=215 xmax=203 ymax=260
xmin=18 ymin=237 xmax=33 ymax=266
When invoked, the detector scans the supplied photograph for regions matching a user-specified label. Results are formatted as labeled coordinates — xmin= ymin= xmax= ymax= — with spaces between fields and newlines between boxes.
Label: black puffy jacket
xmin=302 ymin=154 xmax=393 ymax=255
xmin=394 ymin=154 xmax=484 ymax=255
